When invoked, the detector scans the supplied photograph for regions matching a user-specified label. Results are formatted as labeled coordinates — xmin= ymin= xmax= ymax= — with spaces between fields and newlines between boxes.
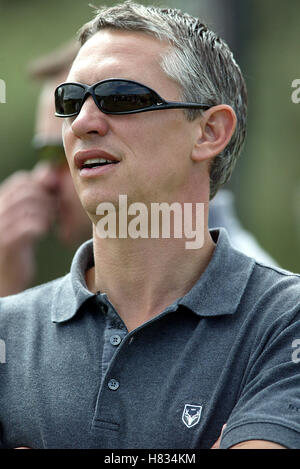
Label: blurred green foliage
xmin=0 ymin=0 xmax=299 ymax=287
xmin=235 ymin=0 xmax=300 ymax=272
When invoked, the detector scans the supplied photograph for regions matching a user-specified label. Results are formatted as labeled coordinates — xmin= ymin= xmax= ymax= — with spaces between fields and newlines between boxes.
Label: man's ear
xmin=191 ymin=105 xmax=237 ymax=162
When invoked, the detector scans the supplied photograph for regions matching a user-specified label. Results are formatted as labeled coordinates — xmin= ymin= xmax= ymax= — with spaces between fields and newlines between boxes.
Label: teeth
xmin=84 ymin=158 xmax=111 ymax=165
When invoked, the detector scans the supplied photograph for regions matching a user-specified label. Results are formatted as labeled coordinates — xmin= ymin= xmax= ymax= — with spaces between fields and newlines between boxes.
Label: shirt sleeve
xmin=220 ymin=308 xmax=300 ymax=449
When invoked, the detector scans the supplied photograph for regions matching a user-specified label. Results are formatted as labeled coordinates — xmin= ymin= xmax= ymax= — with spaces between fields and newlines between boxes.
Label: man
xmin=0 ymin=42 xmax=91 ymax=296
xmin=0 ymin=2 xmax=299 ymax=449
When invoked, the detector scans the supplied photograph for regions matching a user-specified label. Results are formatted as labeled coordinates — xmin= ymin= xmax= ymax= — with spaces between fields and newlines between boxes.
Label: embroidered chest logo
xmin=182 ymin=404 xmax=202 ymax=428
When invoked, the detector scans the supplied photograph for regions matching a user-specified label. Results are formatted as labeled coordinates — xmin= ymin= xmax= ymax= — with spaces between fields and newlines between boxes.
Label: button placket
xmin=92 ymin=298 xmax=129 ymax=431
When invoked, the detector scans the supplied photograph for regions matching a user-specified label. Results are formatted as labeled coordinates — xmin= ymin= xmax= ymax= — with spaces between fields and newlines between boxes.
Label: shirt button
xmin=108 ymin=379 xmax=120 ymax=391
xmin=110 ymin=334 xmax=122 ymax=346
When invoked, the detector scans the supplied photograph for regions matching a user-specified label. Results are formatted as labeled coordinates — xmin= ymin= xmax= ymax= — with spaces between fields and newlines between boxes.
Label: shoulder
xmin=237 ymin=254 xmax=300 ymax=339
xmin=249 ymin=259 xmax=300 ymax=307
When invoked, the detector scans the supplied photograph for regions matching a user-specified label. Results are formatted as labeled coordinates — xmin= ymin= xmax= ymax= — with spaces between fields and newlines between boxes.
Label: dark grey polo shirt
xmin=0 ymin=229 xmax=300 ymax=449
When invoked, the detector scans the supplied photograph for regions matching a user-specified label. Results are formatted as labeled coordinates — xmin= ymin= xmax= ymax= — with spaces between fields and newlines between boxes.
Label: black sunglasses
xmin=54 ymin=78 xmax=211 ymax=117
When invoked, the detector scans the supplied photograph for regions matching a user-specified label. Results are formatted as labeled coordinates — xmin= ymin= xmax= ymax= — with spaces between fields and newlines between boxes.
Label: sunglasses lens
xmin=55 ymin=84 xmax=84 ymax=116
xmin=94 ymin=81 xmax=155 ymax=112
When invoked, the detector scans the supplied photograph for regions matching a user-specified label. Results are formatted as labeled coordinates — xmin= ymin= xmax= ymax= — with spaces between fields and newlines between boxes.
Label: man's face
xmin=63 ymin=30 xmax=202 ymax=219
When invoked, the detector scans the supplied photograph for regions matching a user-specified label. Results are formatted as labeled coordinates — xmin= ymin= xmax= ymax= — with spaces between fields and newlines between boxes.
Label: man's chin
xmin=82 ymin=196 xmax=126 ymax=219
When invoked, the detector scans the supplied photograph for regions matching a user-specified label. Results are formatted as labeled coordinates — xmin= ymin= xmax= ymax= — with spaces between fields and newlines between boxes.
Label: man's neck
xmin=85 ymin=226 xmax=215 ymax=332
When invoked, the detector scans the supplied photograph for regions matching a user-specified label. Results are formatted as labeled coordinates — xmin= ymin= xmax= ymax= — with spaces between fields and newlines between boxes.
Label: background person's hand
xmin=0 ymin=163 xmax=58 ymax=296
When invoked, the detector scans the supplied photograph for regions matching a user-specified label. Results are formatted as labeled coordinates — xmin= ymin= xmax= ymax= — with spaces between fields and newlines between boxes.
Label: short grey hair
xmin=79 ymin=1 xmax=248 ymax=199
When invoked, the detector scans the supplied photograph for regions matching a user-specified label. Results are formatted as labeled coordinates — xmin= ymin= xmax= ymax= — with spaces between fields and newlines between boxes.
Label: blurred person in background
xmin=209 ymin=189 xmax=278 ymax=265
xmin=0 ymin=41 xmax=91 ymax=296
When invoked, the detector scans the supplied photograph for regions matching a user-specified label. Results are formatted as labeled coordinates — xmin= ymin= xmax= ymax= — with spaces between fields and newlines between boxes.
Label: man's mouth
xmin=74 ymin=149 xmax=121 ymax=173
xmin=81 ymin=158 xmax=119 ymax=169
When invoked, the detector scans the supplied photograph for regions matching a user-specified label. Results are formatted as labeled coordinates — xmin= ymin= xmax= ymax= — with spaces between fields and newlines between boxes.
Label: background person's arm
xmin=0 ymin=163 xmax=58 ymax=296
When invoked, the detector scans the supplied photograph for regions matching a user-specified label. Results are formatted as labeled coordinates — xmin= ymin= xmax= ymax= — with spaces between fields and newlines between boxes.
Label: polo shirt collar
xmin=51 ymin=228 xmax=255 ymax=323
xmin=178 ymin=229 xmax=255 ymax=316
xmin=51 ymin=238 xmax=95 ymax=323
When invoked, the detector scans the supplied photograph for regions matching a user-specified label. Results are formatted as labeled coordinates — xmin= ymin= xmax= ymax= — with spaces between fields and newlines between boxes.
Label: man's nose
xmin=70 ymin=95 xmax=110 ymax=138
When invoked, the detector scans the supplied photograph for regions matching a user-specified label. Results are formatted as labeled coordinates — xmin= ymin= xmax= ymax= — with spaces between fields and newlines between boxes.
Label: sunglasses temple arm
xmin=161 ymin=102 xmax=211 ymax=110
